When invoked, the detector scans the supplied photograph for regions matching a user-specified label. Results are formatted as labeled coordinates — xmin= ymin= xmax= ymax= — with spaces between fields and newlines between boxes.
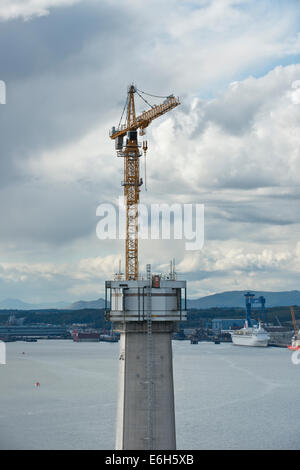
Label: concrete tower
xmin=105 ymin=266 xmax=187 ymax=450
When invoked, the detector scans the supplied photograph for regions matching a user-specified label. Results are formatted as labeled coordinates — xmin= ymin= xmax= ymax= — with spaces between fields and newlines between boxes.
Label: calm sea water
xmin=0 ymin=339 xmax=299 ymax=450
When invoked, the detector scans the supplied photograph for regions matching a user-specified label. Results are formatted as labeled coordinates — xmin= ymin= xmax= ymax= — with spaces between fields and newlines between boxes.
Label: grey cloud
xmin=0 ymin=270 xmax=76 ymax=303
xmin=204 ymin=195 xmax=300 ymax=244
xmin=0 ymin=1 xmax=149 ymax=186
xmin=0 ymin=180 xmax=97 ymax=245
xmin=0 ymin=3 xmax=100 ymax=80
xmin=188 ymin=67 xmax=300 ymax=139
xmin=202 ymin=78 xmax=275 ymax=136
xmin=213 ymin=202 xmax=297 ymax=226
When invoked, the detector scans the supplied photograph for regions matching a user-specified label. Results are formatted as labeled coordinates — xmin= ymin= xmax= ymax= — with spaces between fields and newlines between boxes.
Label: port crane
xmin=244 ymin=292 xmax=267 ymax=326
xmin=290 ymin=306 xmax=298 ymax=336
xmin=109 ymin=85 xmax=180 ymax=280
xmin=289 ymin=306 xmax=300 ymax=350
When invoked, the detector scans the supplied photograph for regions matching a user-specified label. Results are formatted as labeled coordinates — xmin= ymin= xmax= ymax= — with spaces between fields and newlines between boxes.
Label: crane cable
xmin=118 ymin=93 xmax=129 ymax=129
xmin=118 ymin=87 xmax=170 ymax=129
xmin=144 ymin=149 xmax=147 ymax=191
xmin=135 ymin=88 xmax=170 ymax=99
xmin=135 ymin=89 xmax=154 ymax=110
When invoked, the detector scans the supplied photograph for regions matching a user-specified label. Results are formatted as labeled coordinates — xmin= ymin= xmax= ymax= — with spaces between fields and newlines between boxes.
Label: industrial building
xmin=0 ymin=325 xmax=70 ymax=340
xmin=212 ymin=318 xmax=245 ymax=332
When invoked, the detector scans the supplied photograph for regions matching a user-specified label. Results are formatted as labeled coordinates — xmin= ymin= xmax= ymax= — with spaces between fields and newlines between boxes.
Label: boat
xmin=72 ymin=331 xmax=100 ymax=342
xmin=99 ymin=334 xmax=119 ymax=343
xmin=230 ymin=321 xmax=270 ymax=347
xmin=190 ymin=338 xmax=198 ymax=345
xmin=72 ymin=329 xmax=119 ymax=343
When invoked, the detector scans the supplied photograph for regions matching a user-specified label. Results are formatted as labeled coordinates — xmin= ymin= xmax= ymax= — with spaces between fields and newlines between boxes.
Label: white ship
xmin=230 ymin=321 xmax=270 ymax=347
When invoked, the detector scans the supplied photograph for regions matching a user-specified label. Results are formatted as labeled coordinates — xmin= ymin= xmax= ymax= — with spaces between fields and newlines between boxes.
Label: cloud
xmin=150 ymin=64 xmax=300 ymax=196
xmin=3 ymin=62 xmax=300 ymax=299
xmin=0 ymin=253 xmax=120 ymax=282
xmin=178 ymin=245 xmax=295 ymax=274
xmin=0 ymin=253 xmax=123 ymax=301
xmin=176 ymin=242 xmax=300 ymax=297
xmin=0 ymin=237 xmax=299 ymax=301
xmin=0 ymin=0 xmax=300 ymax=301
xmin=137 ymin=0 xmax=300 ymax=92
xmin=0 ymin=0 xmax=82 ymax=21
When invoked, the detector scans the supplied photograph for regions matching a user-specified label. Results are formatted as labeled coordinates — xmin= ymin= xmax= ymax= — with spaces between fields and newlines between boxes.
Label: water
xmin=0 ymin=340 xmax=299 ymax=449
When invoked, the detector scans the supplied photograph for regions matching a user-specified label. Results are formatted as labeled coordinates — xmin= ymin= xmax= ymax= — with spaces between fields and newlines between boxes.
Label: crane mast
xmin=110 ymin=85 xmax=180 ymax=280
xmin=123 ymin=85 xmax=140 ymax=280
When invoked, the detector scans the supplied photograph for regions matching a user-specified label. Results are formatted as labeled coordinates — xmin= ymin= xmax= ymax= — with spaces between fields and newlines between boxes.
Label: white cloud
xmin=137 ymin=0 xmax=300 ymax=92
xmin=26 ymin=65 xmax=300 ymax=196
xmin=149 ymin=64 xmax=300 ymax=195
xmin=177 ymin=245 xmax=296 ymax=274
xmin=0 ymin=254 xmax=122 ymax=284
xmin=1 ymin=238 xmax=298 ymax=300
xmin=0 ymin=0 xmax=81 ymax=21
xmin=26 ymin=121 xmax=117 ymax=188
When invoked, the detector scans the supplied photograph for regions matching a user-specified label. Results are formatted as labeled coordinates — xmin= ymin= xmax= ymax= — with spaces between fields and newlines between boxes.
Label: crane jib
xmin=110 ymin=96 xmax=180 ymax=140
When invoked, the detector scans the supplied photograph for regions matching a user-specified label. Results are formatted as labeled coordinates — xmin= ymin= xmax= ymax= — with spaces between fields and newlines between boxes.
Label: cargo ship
xmin=72 ymin=330 xmax=119 ymax=343
xmin=72 ymin=331 xmax=100 ymax=342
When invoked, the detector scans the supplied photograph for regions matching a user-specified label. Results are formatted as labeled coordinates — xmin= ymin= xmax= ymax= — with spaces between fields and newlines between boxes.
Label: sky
xmin=0 ymin=0 xmax=300 ymax=303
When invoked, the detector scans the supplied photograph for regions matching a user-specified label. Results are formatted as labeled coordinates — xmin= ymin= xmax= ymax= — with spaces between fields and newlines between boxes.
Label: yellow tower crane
xmin=109 ymin=85 xmax=180 ymax=280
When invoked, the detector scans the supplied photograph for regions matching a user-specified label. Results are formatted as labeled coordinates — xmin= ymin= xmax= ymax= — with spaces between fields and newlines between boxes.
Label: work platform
xmin=105 ymin=278 xmax=187 ymax=322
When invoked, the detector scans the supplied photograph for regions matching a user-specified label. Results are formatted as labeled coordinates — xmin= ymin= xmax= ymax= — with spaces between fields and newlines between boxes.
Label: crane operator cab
xmin=127 ymin=130 xmax=138 ymax=144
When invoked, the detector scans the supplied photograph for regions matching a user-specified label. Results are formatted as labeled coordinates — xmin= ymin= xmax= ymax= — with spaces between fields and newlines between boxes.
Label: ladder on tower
xmin=145 ymin=264 xmax=153 ymax=449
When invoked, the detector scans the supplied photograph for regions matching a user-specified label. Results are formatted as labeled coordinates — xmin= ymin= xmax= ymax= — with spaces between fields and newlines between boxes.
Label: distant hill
xmin=187 ymin=290 xmax=300 ymax=309
xmin=68 ymin=290 xmax=300 ymax=310
xmin=67 ymin=298 xmax=106 ymax=310
xmin=1 ymin=290 xmax=299 ymax=312
xmin=0 ymin=298 xmax=69 ymax=310
xmin=0 ymin=297 xmax=105 ymax=311
xmin=0 ymin=298 xmax=32 ymax=309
